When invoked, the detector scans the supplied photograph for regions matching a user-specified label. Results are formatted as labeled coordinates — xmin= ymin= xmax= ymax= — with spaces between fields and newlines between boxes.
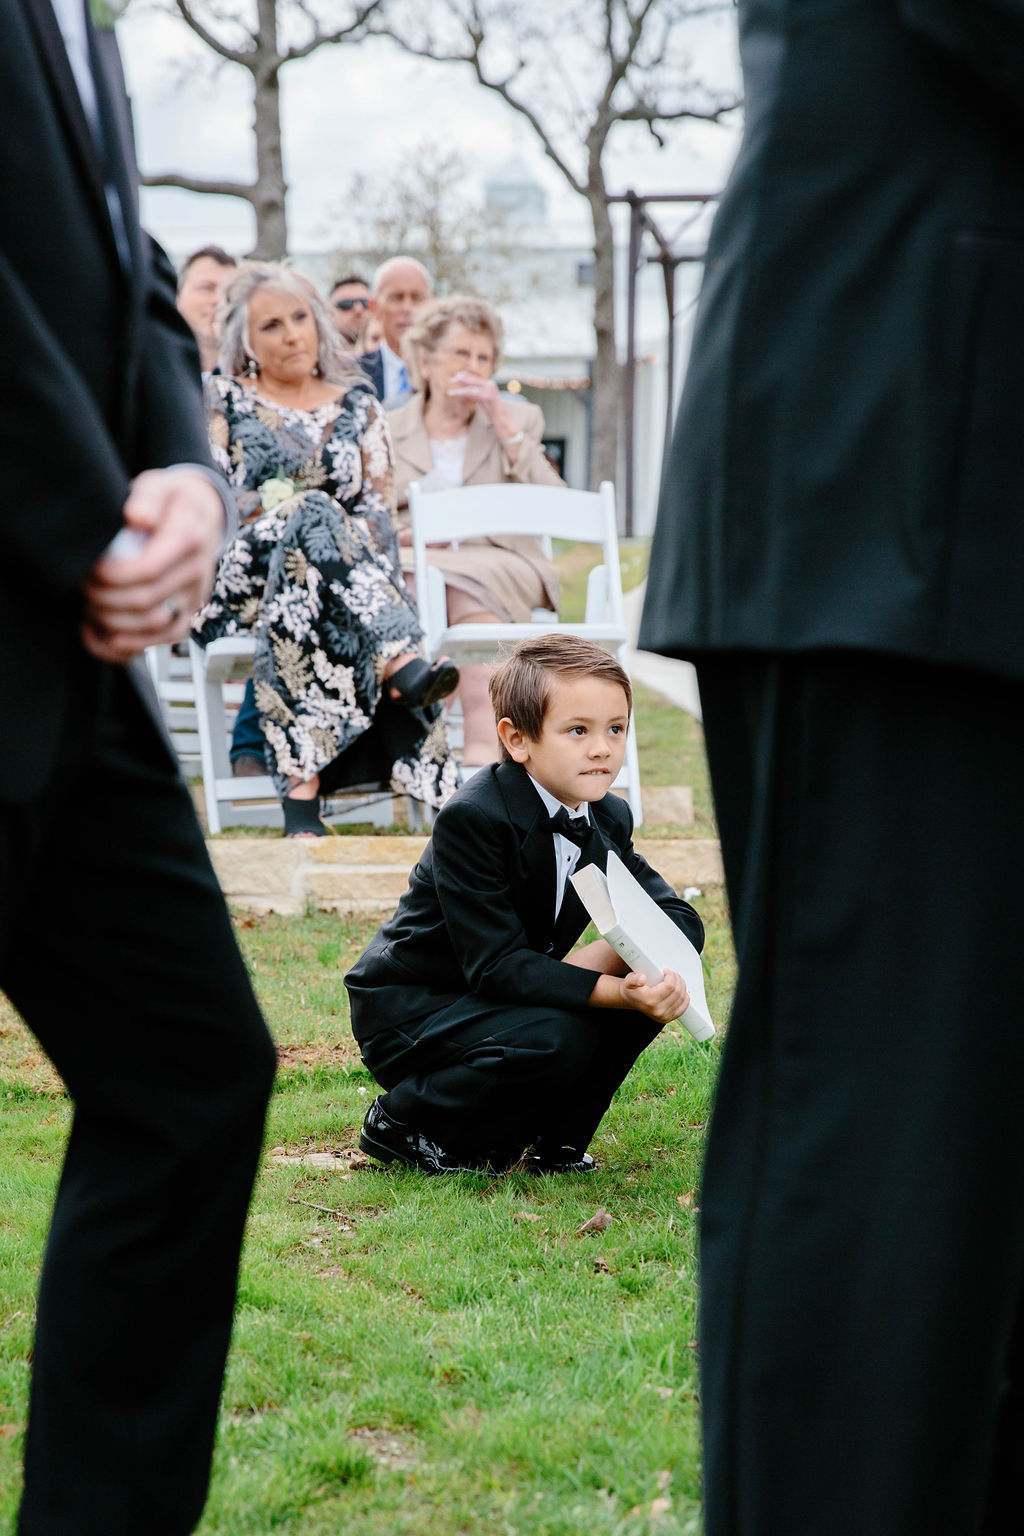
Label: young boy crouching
xmin=344 ymin=634 xmax=704 ymax=1173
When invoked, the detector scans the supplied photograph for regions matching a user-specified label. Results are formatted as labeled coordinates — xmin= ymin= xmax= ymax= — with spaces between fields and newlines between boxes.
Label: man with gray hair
xmin=359 ymin=255 xmax=431 ymax=407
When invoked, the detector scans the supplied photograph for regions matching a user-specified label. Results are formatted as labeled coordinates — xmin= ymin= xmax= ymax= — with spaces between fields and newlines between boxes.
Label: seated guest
xmin=357 ymin=310 xmax=385 ymax=355
xmin=328 ymin=273 xmax=370 ymax=347
xmin=345 ymin=635 xmax=703 ymax=1173
xmin=360 ymin=255 xmax=432 ymax=406
xmin=176 ymin=245 xmax=236 ymax=372
xmin=390 ymin=294 xmax=564 ymax=766
xmin=192 ymin=262 xmax=459 ymax=836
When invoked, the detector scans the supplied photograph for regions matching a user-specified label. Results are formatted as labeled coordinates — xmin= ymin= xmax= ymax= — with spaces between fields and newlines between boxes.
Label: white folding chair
xmin=189 ymin=637 xmax=409 ymax=834
xmin=409 ymin=480 xmax=643 ymax=824
xmin=145 ymin=643 xmax=200 ymax=773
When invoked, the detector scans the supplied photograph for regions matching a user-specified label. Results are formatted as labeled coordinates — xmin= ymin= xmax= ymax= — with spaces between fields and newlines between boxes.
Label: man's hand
xmin=81 ymin=469 xmax=224 ymax=663
xmin=620 ymin=968 xmax=690 ymax=1024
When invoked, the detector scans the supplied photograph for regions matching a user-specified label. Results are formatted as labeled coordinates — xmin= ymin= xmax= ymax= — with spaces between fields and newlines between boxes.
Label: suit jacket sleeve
xmin=897 ymin=0 xmax=1024 ymax=114
xmin=503 ymin=400 xmax=564 ymax=488
xmin=129 ymin=235 xmax=216 ymax=477
xmin=0 ymin=243 xmax=128 ymax=593
xmin=430 ymin=797 xmax=604 ymax=1009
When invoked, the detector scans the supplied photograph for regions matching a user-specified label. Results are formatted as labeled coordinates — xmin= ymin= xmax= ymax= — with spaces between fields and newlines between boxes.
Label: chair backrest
xmin=409 ymin=480 xmax=624 ymax=648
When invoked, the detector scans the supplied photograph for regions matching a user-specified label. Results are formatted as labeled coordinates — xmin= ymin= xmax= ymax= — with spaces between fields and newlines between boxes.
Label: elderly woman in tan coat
xmin=389 ymin=295 xmax=564 ymax=766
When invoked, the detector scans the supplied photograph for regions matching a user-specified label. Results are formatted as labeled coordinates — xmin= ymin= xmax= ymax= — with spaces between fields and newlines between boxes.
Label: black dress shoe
xmin=359 ymin=1098 xmax=488 ymax=1175
xmin=528 ymin=1145 xmax=596 ymax=1174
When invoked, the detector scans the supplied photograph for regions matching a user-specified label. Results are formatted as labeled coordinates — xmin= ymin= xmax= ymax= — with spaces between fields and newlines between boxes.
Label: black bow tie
xmin=549 ymin=808 xmax=592 ymax=848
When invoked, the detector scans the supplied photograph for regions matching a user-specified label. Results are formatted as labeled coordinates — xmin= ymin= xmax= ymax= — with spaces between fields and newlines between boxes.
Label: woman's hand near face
xmin=447 ymin=370 xmax=503 ymax=415
xmin=448 ymin=371 xmax=523 ymax=460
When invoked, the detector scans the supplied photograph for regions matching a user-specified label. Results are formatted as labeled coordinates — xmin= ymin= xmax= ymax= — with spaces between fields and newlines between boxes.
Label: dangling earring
xmin=311 ymin=361 xmax=321 ymax=378
xmin=244 ymin=355 xmax=260 ymax=379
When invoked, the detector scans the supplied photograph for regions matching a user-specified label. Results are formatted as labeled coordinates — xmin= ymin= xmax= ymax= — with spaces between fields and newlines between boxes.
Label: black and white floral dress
xmin=193 ymin=375 xmax=458 ymax=808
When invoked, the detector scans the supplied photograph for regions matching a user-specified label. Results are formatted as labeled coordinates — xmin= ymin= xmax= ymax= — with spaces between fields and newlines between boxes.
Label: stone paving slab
xmin=208 ymin=831 xmax=722 ymax=916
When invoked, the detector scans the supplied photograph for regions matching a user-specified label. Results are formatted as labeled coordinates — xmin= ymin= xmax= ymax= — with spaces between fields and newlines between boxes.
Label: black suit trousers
xmin=695 ymin=650 xmax=1024 ymax=1535
xmin=353 ymin=985 xmax=661 ymax=1157
xmin=3 ymin=659 xmax=275 ymax=1536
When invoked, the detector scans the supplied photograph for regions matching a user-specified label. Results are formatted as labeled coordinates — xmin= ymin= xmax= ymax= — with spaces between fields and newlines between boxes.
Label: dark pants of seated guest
xmin=348 ymin=983 xmax=663 ymax=1157
xmin=230 ymin=679 xmax=264 ymax=764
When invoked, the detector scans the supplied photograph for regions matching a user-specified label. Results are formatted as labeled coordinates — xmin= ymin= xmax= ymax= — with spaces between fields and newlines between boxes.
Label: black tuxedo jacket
xmin=356 ymin=348 xmax=384 ymax=401
xmin=640 ymin=0 xmax=1024 ymax=681
xmin=0 ymin=0 xmax=213 ymax=800
xmin=345 ymin=760 xmax=704 ymax=1024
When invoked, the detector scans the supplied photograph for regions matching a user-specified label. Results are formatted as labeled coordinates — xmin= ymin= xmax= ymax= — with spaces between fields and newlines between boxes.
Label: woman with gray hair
xmin=389 ymin=294 xmax=564 ymax=767
xmin=193 ymin=262 xmax=459 ymax=835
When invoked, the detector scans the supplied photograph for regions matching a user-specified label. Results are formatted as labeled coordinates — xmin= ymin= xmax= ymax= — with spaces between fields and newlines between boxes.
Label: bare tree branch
xmin=375 ymin=22 xmax=587 ymax=196
xmin=282 ymin=0 xmax=387 ymax=62
xmin=142 ymin=171 xmax=256 ymax=200
xmin=173 ymin=0 xmax=253 ymax=62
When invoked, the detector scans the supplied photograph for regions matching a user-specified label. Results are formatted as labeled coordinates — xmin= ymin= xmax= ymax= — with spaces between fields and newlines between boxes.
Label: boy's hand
xmin=621 ymin=969 xmax=689 ymax=1024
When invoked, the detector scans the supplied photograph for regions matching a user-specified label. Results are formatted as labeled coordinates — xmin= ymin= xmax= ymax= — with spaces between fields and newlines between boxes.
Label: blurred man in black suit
xmin=1 ymin=2 xmax=275 ymax=1530
xmin=640 ymin=1 xmax=1024 ymax=1530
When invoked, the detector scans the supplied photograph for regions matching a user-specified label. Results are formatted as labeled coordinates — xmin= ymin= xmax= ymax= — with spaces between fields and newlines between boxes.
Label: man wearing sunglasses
xmin=328 ymin=272 xmax=370 ymax=346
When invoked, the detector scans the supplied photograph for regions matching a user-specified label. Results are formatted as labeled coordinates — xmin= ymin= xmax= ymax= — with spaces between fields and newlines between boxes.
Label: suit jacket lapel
xmin=462 ymin=407 xmax=497 ymax=484
xmin=391 ymin=396 xmax=434 ymax=479
xmin=17 ymin=0 xmax=113 ymax=240
xmin=550 ymin=815 xmax=611 ymax=957
xmin=495 ymin=760 xmax=559 ymax=950
xmin=90 ymin=22 xmax=141 ymax=261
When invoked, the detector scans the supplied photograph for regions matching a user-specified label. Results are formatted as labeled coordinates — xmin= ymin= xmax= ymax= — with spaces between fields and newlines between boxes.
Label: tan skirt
xmin=399 ymin=535 xmax=558 ymax=623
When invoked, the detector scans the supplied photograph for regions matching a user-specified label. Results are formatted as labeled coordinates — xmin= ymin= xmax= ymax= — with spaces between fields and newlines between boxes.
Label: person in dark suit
xmin=356 ymin=341 xmax=385 ymax=401
xmin=1 ymin=2 xmax=276 ymax=1531
xmin=357 ymin=255 xmax=431 ymax=408
xmin=345 ymin=635 xmax=703 ymax=1173
xmin=639 ymin=1 xmax=1024 ymax=1530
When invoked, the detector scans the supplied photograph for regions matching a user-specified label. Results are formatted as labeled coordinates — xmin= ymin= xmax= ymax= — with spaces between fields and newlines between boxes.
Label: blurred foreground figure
xmin=640 ymin=3 xmax=1024 ymax=1531
xmin=1 ymin=2 xmax=275 ymax=1530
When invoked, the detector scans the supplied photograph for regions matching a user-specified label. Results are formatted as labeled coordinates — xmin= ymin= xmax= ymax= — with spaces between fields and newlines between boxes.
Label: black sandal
xmin=387 ymin=656 xmax=459 ymax=710
xmin=282 ymin=795 xmax=328 ymax=838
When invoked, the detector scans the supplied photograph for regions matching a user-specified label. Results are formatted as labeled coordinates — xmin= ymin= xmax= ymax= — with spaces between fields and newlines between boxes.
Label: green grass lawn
xmin=2 ymin=535 xmax=728 ymax=1530
xmin=0 ymin=890 xmax=734 ymax=1535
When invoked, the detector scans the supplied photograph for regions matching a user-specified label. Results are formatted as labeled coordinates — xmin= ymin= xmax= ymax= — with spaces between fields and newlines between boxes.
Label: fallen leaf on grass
xmin=0 ymin=1425 xmax=19 ymax=1440
xmin=677 ymin=1191 xmax=697 ymax=1209
xmin=577 ymin=1207 xmax=613 ymax=1235
xmin=593 ymin=1255 xmax=611 ymax=1273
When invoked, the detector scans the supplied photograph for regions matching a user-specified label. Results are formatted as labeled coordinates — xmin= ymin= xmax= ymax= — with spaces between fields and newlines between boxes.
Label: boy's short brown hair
xmin=489 ymin=634 xmax=632 ymax=762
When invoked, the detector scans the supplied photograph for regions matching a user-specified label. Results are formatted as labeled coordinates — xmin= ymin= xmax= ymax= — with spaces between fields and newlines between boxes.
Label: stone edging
xmin=208 ymin=834 xmax=724 ymax=916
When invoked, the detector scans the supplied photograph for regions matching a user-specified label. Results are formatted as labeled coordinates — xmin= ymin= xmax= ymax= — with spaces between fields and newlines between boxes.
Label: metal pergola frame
xmin=610 ymin=190 xmax=720 ymax=536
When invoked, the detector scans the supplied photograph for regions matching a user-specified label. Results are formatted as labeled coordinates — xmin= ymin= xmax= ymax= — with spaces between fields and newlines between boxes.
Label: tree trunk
xmin=586 ymin=158 xmax=619 ymax=493
xmin=250 ymin=0 xmax=287 ymax=258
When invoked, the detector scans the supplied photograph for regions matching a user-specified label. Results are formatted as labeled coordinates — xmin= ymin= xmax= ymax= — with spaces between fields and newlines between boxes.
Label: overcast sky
xmin=117 ymin=5 xmax=743 ymax=261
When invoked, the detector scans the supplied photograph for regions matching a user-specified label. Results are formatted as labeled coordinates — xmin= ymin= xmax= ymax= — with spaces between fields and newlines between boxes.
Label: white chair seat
xmin=409 ymin=479 xmax=643 ymax=824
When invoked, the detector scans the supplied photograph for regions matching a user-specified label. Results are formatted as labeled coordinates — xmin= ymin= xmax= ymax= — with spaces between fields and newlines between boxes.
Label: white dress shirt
xmin=381 ymin=340 xmax=411 ymax=404
xmin=51 ymin=0 xmax=101 ymax=136
xmin=527 ymin=774 xmax=592 ymax=920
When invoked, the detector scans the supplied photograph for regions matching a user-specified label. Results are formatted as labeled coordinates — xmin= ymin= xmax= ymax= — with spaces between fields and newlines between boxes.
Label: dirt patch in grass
xmin=0 ymin=999 xmax=64 ymax=1096
xmin=348 ymin=1425 xmax=418 ymax=1471
xmin=276 ymin=1041 xmax=362 ymax=1072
